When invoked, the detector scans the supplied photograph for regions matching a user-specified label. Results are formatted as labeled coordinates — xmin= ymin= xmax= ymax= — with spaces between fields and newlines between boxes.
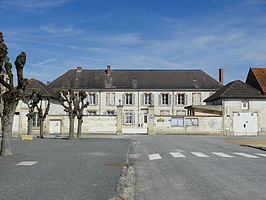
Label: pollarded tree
xmin=57 ymin=89 xmax=77 ymax=140
xmin=0 ymin=32 xmax=28 ymax=156
xmin=35 ymin=95 xmax=50 ymax=139
xmin=22 ymin=90 xmax=39 ymax=135
xmin=75 ymin=91 xmax=89 ymax=138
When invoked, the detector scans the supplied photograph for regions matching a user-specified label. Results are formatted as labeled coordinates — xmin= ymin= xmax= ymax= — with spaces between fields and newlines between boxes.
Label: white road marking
xmin=191 ymin=152 xmax=209 ymax=157
xmin=169 ymin=152 xmax=186 ymax=158
xmin=212 ymin=152 xmax=234 ymax=158
xmin=234 ymin=152 xmax=259 ymax=158
xmin=255 ymin=153 xmax=266 ymax=157
xmin=17 ymin=161 xmax=38 ymax=166
xmin=148 ymin=153 xmax=162 ymax=160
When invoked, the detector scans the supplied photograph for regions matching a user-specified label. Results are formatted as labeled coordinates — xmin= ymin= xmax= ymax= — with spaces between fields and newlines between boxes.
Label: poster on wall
xmin=171 ymin=117 xmax=184 ymax=127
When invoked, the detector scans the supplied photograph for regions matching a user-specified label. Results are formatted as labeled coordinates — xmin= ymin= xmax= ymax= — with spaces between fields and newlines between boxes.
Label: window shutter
xmin=132 ymin=94 xmax=135 ymax=105
xmin=132 ymin=112 xmax=135 ymax=125
xmin=95 ymin=94 xmax=98 ymax=105
xmin=159 ymin=94 xmax=162 ymax=105
xmin=168 ymin=94 xmax=171 ymax=105
xmin=122 ymin=94 xmax=125 ymax=105
xmin=185 ymin=94 xmax=188 ymax=105
xmin=106 ymin=93 xmax=110 ymax=106
xmin=141 ymin=94 xmax=144 ymax=105
xmin=87 ymin=94 xmax=90 ymax=104
xmin=123 ymin=113 xmax=126 ymax=125
xmin=151 ymin=94 xmax=154 ymax=105
xmin=175 ymin=94 xmax=178 ymax=105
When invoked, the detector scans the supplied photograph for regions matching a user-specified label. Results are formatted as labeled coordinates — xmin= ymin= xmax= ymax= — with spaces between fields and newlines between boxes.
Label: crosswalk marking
xmin=191 ymin=152 xmax=209 ymax=157
xmin=212 ymin=152 xmax=234 ymax=158
xmin=148 ymin=153 xmax=162 ymax=160
xmin=170 ymin=152 xmax=186 ymax=158
xmin=255 ymin=153 xmax=266 ymax=157
xmin=17 ymin=161 xmax=38 ymax=166
xmin=234 ymin=152 xmax=259 ymax=158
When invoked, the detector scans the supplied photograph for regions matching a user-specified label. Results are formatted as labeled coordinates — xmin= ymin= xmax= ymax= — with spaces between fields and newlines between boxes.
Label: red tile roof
xmin=250 ymin=68 xmax=266 ymax=93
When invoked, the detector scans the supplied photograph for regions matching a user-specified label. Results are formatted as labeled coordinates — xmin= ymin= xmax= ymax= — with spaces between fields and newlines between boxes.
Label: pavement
xmin=128 ymin=135 xmax=266 ymax=200
xmin=226 ymin=138 xmax=266 ymax=150
xmin=0 ymin=138 xmax=130 ymax=200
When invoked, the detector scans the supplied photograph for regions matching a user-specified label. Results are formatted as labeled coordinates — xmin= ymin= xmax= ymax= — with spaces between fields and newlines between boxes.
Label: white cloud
xmin=30 ymin=58 xmax=57 ymax=66
xmin=0 ymin=0 xmax=72 ymax=10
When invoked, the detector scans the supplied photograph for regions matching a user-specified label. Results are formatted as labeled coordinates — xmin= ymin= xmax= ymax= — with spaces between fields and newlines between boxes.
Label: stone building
xmin=43 ymin=66 xmax=223 ymax=135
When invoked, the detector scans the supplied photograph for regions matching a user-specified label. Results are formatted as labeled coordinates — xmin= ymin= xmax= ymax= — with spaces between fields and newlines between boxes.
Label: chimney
xmin=76 ymin=66 xmax=82 ymax=72
xmin=106 ymin=65 xmax=111 ymax=75
xmin=219 ymin=68 xmax=224 ymax=84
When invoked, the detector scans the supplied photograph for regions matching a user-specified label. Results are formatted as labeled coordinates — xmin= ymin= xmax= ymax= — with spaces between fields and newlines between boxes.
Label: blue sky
xmin=1 ymin=0 xmax=266 ymax=84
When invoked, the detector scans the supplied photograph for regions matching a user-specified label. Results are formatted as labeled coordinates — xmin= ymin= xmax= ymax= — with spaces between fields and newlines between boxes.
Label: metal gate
xmin=233 ymin=112 xmax=258 ymax=136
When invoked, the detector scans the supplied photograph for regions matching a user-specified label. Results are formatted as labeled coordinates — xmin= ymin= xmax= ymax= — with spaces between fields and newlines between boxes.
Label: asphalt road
xmin=128 ymin=135 xmax=266 ymax=200
xmin=0 ymin=138 xmax=130 ymax=200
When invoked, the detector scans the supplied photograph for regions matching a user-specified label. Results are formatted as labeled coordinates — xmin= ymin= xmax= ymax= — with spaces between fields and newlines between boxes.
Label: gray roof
xmin=204 ymin=80 xmax=266 ymax=102
xmin=49 ymin=69 xmax=223 ymax=90
xmin=25 ymin=79 xmax=58 ymax=99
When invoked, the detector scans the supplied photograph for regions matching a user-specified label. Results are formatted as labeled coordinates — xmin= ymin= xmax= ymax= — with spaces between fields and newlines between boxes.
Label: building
xmin=46 ymin=66 xmax=223 ymax=134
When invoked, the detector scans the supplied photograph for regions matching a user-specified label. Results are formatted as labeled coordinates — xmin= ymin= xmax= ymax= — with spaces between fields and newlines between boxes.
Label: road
xmin=0 ymin=138 xmax=129 ymax=200
xmin=128 ymin=135 xmax=266 ymax=200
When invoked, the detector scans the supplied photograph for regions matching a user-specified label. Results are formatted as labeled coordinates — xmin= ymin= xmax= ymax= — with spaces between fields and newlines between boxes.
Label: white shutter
xmin=132 ymin=94 xmax=135 ymax=105
xmin=106 ymin=93 xmax=110 ymax=106
xmin=141 ymin=94 xmax=144 ymax=105
xmin=122 ymin=94 xmax=125 ymax=105
xmin=132 ymin=112 xmax=135 ymax=125
xmin=168 ymin=94 xmax=171 ymax=105
xmin=185 ymin=94 xmax=188 ymax=105
xmin=175 ymin=94 xmax=178 ymax=105
xmin=123 ymin=112 xmax=126 ymax=125
xmin=111 ymin=93 xmax=115 ymax=105
xmin=87 ymin=94 xmax=91 ymax=104
xmin=159 ymin=94 xmax=162 ymax=105
xmin=95 ymin=93 xmax=98 ymax=105
xmin=151 ymin=94 xmax=154 ymax=105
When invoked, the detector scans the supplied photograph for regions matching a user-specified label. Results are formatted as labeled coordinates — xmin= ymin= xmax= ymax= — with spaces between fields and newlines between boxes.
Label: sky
xmin=1 ymin=0 xmax=266 ymax=84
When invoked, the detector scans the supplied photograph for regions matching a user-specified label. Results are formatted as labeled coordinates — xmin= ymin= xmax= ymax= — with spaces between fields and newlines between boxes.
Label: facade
xmin=45 ymin=66 xmax=223 ymax=134
xmin=202 ymin=80 xmax=266 ymax=136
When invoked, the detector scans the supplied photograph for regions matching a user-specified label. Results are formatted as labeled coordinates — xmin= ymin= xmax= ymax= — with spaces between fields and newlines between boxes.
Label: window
xmin=106 ymin=93 xmax=115 ymax=106
xmin=160 ymin=110 xmax=170 ymax=115
xmin=176 ymin=94 xmax=186 ymax=105
xmin=171 ymin=117 xmax=184 ymax=127
xmin=160 ymin=93 xmax=171 ymax=105
xmin=192 ymin=93 xmax=201 ymax=105
xmin=107 ymin=110 xmax=115 ymax=115
xmin=88 ymin=111 xmax=97 ymax=115
xmin=124 ymin=93 xmax=134 ymax=105
xmin=33 ymin=112 xmax=40 ymax=128
xmin=241 ymin=100 xmax=249 ymax=109
xmin=176 ymin=110 xmax=186 ymax=116
xmin=144 ymin=93 xmax=152 ymax=105
xmin=186 ymin=118 xmax=198 ymax=126
xmin=88 ymin=93 xmax=97 ymax=105
xmin=123 ymin=111 xmax=135 ymax=125
xmin=188 ymin=110 xmax=195 ymax=116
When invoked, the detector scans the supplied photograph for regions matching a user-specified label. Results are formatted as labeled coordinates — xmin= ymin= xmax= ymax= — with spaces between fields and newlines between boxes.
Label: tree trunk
xmin=27 ymin=116 xmax=33 ymax=135
xmin=77 ymin=118 xmax=83 ymax=139
xmin=68 ymin=115 xmax=75 ymax=140
xmin=1 ymin=102 xmax=17 ymax=156
xmin=39 ymin=119 xmax=44 ymax=139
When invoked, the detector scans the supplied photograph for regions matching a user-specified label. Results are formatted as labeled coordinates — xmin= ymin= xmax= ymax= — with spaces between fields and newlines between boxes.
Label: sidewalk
xmin=226 ymin=138 xmax=266 ymax=150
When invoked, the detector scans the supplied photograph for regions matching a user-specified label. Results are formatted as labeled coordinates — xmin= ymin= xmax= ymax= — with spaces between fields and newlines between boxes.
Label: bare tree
xmin=75 ymin=91 xmax=89 ymax=138
xmin=0 ymin=32 xmax=28 ymax=156
xmin=22 ymin=90 xmax=39 ymax=135
xmin=35 ymin=96 xmax=50 ymax=138
xmin=57 ymin=89 xmax=77 ymax=140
